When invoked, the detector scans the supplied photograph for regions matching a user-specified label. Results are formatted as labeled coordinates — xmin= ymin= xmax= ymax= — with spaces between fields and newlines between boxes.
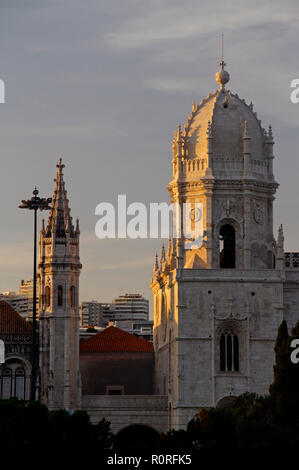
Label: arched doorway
xmin=114 ymin=424 xmax=160 ymax=450
xmin=216 ymin=396 xmax=237 ymax=409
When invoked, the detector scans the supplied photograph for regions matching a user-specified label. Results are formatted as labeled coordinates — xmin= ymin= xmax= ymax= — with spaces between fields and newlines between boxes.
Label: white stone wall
xmin=82 ymin=395 xmax=168 ymax=433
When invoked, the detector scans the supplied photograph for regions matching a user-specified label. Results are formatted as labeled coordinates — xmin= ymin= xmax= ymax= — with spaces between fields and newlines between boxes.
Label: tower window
xmin=70 ymin=286 xmax=76 ymax=307
xmin=45 ymin=286 xmax=51 ymax=307
xmin=220 ymin=330 xmax=239 ymax=372
xmin=57 ymin=285 xmax=63 ymax=306
xmin=219 ymin=224 xmax=236 ymax=268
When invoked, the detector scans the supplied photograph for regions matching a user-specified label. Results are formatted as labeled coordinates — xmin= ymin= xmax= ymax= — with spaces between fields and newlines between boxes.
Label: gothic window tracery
xmin=15 ymin=368 xmax=25 ymax=399
xmin=220 ymin=328 xmax=239 ymax=372
xmin=0 ymin=364 xmax=27 ymax=400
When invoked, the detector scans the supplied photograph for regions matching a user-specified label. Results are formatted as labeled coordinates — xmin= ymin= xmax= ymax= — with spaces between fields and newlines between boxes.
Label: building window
xmin=0 ymin=364 xmax=28 ymax=400
xmin=106 ymin=385 xmax=124 ymax=395
xmin=220 ymin=329 xmax=239 ymax=372
xmin=15 ymin=368 xmax=25 ymax=400
xmin=57 ymin=285 xmax=63 ymax=306
xmin=70 ymin=286 xmax=76 ymax=307
xmin=1 ymin=368 xmax=12 ymax=399
xmin=45 ymin=286 xmax=51 ymax=307
xmin=219 ymin=224 xmax=236 ymax=268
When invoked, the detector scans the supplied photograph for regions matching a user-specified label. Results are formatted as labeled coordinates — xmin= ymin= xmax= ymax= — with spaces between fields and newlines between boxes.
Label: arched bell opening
xmin=219 ymin=224 xmax=236 ymax=268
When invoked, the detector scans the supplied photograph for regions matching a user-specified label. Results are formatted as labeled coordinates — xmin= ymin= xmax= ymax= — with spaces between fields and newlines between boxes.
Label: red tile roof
xmin=80 ymin=325 xmax=153 ymax=353
xmin=0 ymin=301 xmax=32 ymax=334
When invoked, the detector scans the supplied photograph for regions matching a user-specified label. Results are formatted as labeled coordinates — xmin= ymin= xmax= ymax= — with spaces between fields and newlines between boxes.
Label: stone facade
xmin=151 ymin=62 xmax=299 ymax=429
xmin=81 ymin=395 xmax=168 ymax=433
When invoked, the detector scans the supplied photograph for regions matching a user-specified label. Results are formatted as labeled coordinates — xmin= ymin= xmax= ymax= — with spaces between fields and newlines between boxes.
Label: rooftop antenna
xmin=221 ymin=33 xmax=224 ymax=61
xmin=215 ymin=33 xmax=230 ymax=89
xmin=221 ymin=33 xmax=225 ymax=65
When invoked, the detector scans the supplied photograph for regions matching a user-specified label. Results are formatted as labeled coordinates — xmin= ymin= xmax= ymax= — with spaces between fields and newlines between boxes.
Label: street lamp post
xmin=19 ymin=188 xmax=52 ymax=402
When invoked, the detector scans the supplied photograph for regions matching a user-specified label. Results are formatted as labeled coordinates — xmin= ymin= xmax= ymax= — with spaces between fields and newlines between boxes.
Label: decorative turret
xmin=167 ymin=238 xmax=172 ymax=259
xmin=265 ymin=125 xmax=274 ymax=179
xmin=153 ymin=253 xmax=159 ymax=273
xmin=204 ymin=120 xmax=214 ymax=178
xmin=276 ymin=224 xmax=285 ymax=271
xmin=45 ymin=158 xmax=76 ymax=239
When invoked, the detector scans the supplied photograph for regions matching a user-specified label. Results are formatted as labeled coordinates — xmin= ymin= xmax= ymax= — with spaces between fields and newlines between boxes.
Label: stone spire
xmin=38 ymin=159 xmax=82 ymax=411
xmin=46 ymin=158 xmax=75 ymax=238
xmin=154 ymin=253 xmax=159 ymax=272
xmin=167 ymin=238 xmax=172 ymax=259
xmin=161 ymin=244 xmax=166 ymax=262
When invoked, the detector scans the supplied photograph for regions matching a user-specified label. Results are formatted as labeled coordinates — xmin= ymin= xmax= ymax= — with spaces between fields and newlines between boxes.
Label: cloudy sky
xmin=0 ymin=0 xmax=298 ymax=315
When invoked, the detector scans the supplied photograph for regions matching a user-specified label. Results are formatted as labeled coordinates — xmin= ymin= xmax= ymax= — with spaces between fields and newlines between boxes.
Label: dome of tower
xmin=175 ymin=63 xmax=269 ymax=170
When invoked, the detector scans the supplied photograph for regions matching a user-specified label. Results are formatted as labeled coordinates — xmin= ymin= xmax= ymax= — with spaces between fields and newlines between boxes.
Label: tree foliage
xmin=0 ymin=399 xmax=114 ymax=450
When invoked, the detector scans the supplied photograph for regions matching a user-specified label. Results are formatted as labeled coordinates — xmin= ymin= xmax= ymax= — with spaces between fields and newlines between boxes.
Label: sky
xmin=0 ymin=0 xmax=299 ymax=316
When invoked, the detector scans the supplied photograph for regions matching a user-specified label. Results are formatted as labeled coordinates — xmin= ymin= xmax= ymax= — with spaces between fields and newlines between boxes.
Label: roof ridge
xmin=80 ymin=325 xmax=153 ymax=353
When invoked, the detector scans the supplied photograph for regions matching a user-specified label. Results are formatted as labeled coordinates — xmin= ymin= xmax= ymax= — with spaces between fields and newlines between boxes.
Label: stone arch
xmin=216 ymin=395 xmax=238 ymax=409
xmin=114 ymin=424 xmax=160 ymax=450
xmin=215 ymin=319 xmax=242 ymax=340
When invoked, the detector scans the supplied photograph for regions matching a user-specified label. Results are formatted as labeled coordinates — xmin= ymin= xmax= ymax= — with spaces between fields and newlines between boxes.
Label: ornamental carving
xmin=252 ymin=199 xmax=264 ymax=224
xmin=215 ymin=197 xmax=242 ymax=222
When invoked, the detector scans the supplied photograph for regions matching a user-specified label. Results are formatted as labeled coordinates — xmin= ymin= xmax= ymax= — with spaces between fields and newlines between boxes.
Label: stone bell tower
xmin=151 ymin=61 xmax=285 ymax=429
xmin=38 ymin=159 xmax=82 ymax=410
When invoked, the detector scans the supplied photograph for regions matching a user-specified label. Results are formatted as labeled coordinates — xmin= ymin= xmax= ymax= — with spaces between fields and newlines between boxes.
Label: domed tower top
xmin=169 ymin=60 xmax=276 ymax=184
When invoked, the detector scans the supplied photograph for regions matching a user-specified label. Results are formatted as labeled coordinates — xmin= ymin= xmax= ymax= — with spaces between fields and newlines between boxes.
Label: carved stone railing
xmin=285 ymin=252 xmax=299 ymax=269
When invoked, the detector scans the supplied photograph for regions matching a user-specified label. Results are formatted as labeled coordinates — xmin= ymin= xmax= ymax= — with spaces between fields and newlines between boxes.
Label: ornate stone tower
xmin=151 ymin=62 xmax=285 ymax=429
xmin=38 ymin=159 xmax=82 ymax=410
